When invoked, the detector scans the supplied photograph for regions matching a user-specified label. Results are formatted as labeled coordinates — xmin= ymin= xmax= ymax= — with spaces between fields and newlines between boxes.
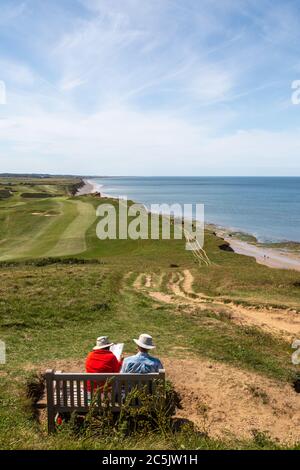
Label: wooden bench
xmin=45 ymin=369 xmax=166 ymax=433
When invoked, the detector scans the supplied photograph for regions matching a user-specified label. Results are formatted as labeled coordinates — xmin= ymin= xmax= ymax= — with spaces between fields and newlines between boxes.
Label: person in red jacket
xmin=86 ymin=336 xmax=122 ymax=374
xmin=86 ymin=336 xmax=122 ymax=394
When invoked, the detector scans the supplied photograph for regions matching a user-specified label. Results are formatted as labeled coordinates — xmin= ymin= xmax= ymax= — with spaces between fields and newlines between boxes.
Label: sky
xmin=1 ymin=0 xmax=300 ymax=176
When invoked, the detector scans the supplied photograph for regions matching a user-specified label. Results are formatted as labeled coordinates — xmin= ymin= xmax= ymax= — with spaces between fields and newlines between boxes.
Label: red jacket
xmin=86 ymin=349 xmax=122 ymax=374
xmin=85 ymin=349 xmax=122 ymax=392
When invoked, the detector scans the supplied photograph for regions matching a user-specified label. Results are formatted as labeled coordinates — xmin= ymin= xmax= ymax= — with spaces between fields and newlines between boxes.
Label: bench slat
xmin=76 ymin=380 xmax=81 ymax=407
xmin=83 ymin=380 xmax=88 ymax=407
xmin=55 ymin=379 xmax=60 ymax=406
xmin=70 ymin=380 xmax=74 ymax=408
xmin=62 ymin=381 xmax=68 ymax=407
xmin=54 ymin=373 xmax=160 ymax=380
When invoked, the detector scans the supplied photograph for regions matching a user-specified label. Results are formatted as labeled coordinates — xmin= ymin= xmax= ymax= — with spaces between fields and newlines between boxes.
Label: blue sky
xmin=1 ymin=0 xmax=300 ymax=175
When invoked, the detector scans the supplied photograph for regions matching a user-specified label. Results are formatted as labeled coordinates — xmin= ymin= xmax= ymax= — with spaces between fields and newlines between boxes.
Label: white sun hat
xmin=133 ymin=333 xmax=156 ymax=350
xmin=93 ymin=336 xmax=114 ymax=350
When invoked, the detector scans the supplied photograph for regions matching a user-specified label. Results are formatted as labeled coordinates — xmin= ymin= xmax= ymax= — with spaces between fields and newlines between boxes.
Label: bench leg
xmin=47 ymin=407 xmax=56 ymax=433
xmin=46 ymin=369 xmax=56 ymax=433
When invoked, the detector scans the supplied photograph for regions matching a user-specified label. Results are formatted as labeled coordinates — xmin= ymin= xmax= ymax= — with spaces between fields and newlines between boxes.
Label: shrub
xmin=251 ymin=429 xmax=279 ymax=449
xmin=25 ymin=372 xmax=45 ymax=404
xmin=83 ymin=381 xmax=116 ymax=438
xmin=23 ymin=372 xmax=46 ymax=422
xmin=71 ymin=379 xmax=183 ymax=440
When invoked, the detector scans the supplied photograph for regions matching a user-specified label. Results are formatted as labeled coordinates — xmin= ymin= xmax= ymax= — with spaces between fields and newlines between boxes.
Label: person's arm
xmin=117 ymin=357 xmax=123 ymax=372
xmin=112 ymin=354 xmax=123 ymax=373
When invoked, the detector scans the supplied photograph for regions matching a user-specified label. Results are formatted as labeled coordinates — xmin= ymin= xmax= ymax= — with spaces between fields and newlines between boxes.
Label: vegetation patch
xmin=0 ymin=189 xmax=11 ymax=199
xmin=57 ymin=380 xmax=184 ymax=441
xmin=219 ymin=243 xmax=234 ymax=252
xmin=293 ymin=373 xmax=300 ymax=393
xmin=21 ymin=193 xmax=62 ymax=198
xmin=0 ymin=257 xmax=104 ymax=268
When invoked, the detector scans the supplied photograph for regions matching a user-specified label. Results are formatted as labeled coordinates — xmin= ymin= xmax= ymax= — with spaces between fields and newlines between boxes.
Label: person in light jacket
xmin=121 ymin=333 xmax=163 ymax=374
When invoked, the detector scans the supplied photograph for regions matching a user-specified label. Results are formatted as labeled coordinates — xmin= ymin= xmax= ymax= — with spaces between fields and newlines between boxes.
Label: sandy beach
xmin=224 ymin=237 xmax=300 ymax=272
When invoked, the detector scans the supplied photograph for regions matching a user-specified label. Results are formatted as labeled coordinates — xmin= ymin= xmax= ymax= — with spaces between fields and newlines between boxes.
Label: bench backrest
xmin=45 ymin=369 xmax=165 ymax=433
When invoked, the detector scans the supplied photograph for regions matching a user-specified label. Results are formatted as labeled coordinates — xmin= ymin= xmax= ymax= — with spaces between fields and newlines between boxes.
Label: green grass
xmin=0 ymin=262 xmax=297 ymax=450
xmin=0 ymin=178 xmax=93 ymax=260
xmin=0 ymin=176 xmax=299 ymax=450
xmin=0 ymin=264 xmax=293 ymax=380
xmin=45 ymin=199 xmax=97 ymax=257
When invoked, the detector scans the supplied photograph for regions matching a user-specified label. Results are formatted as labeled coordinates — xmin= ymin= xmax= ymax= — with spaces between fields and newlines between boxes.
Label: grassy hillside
xmin=0 ymin=177 xmax=299 ymax=450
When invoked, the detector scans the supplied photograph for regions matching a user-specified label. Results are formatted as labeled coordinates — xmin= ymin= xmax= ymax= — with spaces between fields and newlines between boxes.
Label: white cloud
xmin=1 ymin=101 xmax=300 ymax=175
xmin=190 ymin=66 xmax=235 ymax=102
xmin=60 ymin=77 xmax=86 ymax=91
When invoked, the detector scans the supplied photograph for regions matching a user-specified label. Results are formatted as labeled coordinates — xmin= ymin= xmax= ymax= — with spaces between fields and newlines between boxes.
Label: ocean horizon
xmin=93 ymin=176 xmax=300 ymax=244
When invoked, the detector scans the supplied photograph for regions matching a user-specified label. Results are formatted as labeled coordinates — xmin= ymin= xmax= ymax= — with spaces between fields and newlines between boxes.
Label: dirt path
xmin=37 ymin=355 xmax=300 ymax=444
xmin=132 ymin=270 xmax=300 ymax=339
xmin=227 ymin=303 xmax=300 ymax=339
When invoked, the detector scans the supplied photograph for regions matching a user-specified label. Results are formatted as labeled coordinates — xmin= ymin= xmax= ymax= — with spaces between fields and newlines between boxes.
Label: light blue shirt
xmin=121 ymin=352 xmax=163 ymax=374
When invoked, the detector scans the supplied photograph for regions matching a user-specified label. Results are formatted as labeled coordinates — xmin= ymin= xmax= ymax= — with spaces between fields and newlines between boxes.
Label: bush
xmin=251 ymin=429 xmax=279 ymax=449
xmin=25 ymin=372 xmax=45 ymax=404
xmin=68 ymin=380 xmax=183 ymax=440
xmin=23 ymin=372 xmax=46 ymax=422
xmin=118 ymin=380 xmax=182 ymax=436
xmin=83 ymin=381 xmax=117 ymax=438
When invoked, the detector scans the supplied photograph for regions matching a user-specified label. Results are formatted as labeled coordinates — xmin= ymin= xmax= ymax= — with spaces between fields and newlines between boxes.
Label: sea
xmin=92 ymin=177 xmax=300 ymax=243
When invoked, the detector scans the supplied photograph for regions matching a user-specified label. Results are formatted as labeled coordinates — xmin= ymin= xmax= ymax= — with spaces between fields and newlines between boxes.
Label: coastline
xmin=75 ymin=179 xmax=97 ymax=196
xmin=78 ymin=178 xmax=300 ymax=272
xmin=76 ymin=178 xmax=104 ymax=196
